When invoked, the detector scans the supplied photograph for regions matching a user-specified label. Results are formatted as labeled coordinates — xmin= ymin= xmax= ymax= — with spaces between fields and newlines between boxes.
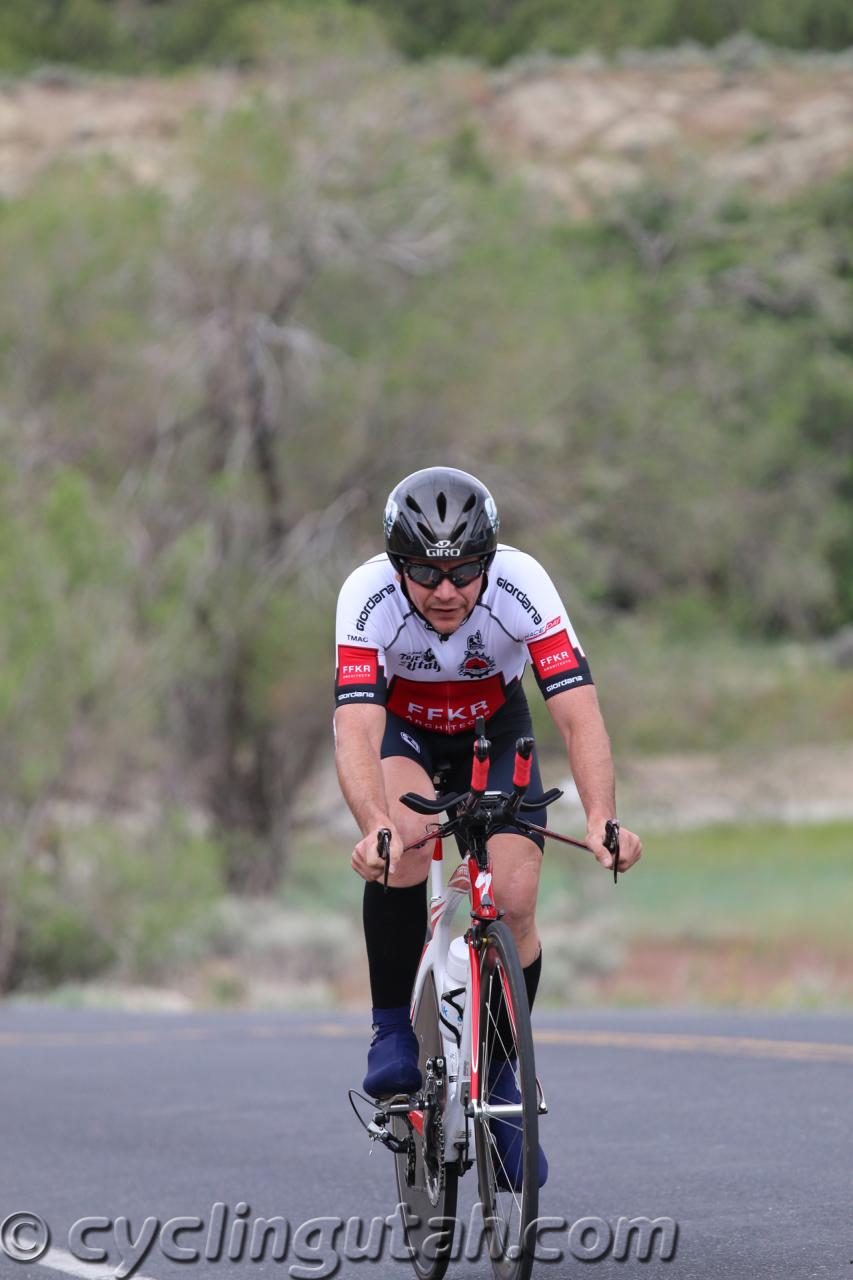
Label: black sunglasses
xmin=403 ymin=558 xmax=486 ymax=588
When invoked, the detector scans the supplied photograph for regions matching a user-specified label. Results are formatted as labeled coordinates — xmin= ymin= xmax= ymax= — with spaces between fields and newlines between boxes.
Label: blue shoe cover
xmin=486 ymin=1057 xmax=548 ymax=1191
xmin=363 ymin=1007 xmax=422 ymax=1098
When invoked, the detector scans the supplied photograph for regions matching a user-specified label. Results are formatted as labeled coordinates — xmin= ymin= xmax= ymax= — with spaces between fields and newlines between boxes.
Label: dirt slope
xmin=2 ymin=53 xmax=852 ymax=206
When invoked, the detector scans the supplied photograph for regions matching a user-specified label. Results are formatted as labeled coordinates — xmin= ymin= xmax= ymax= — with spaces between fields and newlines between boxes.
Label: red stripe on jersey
xmin=527 ymin=629 xmax=580 ymax=678
xmin=337 ymin=645 xmax=378 ymax=686
xmin=387 ymin=674 xmax=506 ymax=734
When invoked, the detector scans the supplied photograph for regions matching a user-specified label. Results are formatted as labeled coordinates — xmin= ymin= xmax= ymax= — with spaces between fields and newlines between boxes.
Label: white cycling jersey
xmin=334 ymin=545 xmax=592 ymax=735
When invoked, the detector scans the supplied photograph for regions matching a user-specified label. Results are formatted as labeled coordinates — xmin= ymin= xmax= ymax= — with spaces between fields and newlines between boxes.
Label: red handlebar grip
xmin=471 ymin=755 xmax=489 ymax=792
xmin=512 ymin=753 xmax=533 ymax=789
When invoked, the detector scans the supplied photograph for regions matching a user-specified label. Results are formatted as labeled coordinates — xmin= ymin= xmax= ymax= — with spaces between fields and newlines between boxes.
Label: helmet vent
xmin=405 ymin=495 xmax=423 ymax=514
xmin=436 ymin=492 xmax=447 ymax=521
xmin=449 ymin=521 xmax=468 ymax=543
xmin=462 ymin=493 xmax=477 ymax=513
xmin=416 ymin=521 xmax=437 ymax=542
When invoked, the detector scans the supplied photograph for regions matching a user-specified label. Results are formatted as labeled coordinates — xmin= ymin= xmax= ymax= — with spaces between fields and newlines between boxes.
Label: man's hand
xmin=352 ymin=821 xmax=405 ymax=883
xmin=586 ymin=820 xmax=643 ymax=872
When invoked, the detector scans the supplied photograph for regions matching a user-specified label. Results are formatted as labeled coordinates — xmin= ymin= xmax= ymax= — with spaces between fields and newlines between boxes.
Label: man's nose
xmin=433 ymin=575 xmax=458 ymax=599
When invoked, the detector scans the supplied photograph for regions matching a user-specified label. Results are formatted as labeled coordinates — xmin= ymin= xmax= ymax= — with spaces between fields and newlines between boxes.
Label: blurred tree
xmin=123 ymin=99 xmax=462 ymax=890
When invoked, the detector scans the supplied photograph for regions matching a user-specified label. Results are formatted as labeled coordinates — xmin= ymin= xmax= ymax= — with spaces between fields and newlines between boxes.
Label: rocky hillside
xmin=2 ymin=48 xmax=852 ymax=208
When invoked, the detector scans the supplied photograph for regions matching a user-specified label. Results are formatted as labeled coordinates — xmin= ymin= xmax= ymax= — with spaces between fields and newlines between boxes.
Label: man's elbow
xmin=333 ymin=703 xmax=386 ymax=752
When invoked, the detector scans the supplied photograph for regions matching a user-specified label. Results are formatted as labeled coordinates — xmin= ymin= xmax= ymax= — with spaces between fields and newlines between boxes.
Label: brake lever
xmin=604 ymin=819 xmax=621 ymax=884
xmin=377 ymin=827 xmax=391 ymax=893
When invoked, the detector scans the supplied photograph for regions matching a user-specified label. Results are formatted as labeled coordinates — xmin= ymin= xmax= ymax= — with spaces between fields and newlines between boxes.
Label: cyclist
xmin=334 ymin=466 xmax=642 ymax=1188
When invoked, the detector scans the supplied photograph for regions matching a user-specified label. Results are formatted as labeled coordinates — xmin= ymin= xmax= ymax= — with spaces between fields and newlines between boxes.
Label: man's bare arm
xmin=334 ymin=704 xmax=391 ymax=835
xmin=545 ymin=685 xmax=642 ymax=871
xmin=334 ymin=704 xmax=408 ymax=880
xmin=546 ymin=686 xmax=615 ymax=824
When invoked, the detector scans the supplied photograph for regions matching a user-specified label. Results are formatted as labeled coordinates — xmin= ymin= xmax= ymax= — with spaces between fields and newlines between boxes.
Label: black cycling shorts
xmin=380 ymin=694 xmax=548 ymax=852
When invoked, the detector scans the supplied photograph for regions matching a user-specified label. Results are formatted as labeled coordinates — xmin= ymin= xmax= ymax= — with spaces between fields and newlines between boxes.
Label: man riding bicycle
xmin=334 ymin=466 xmax=642 ymax=1188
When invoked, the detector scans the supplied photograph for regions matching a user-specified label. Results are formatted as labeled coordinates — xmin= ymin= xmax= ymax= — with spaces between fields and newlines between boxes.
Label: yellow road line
xmin=532 ymin=1028 xmax=853 ymax=1065
xmin=0 ymin=1022 xmax=851 ymax=1064
xmin=298 ymin=1022 xmax=853 ymax=1064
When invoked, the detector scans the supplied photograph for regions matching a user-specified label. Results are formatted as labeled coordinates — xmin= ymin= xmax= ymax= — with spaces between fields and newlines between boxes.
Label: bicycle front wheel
xmin=473 ymin=920 xmax=539 ymax=1280
xmin=391 ymin=971 xmax=459 ymax=1280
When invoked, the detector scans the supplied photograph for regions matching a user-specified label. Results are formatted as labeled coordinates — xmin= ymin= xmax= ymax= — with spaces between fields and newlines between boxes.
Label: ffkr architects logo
xmin=337 ymin=645 xmax=378 ymax=686
xmin=528 ymin=629 xmax=579 ymax=678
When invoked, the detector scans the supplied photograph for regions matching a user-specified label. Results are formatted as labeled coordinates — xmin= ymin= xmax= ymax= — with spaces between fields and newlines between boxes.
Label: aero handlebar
xmin=398 ymin=716 xmax=622 ymax=880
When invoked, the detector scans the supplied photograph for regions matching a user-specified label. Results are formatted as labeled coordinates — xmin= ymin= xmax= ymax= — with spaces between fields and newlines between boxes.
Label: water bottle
xmin=440 ymin=936 xmax=469 ymax=1080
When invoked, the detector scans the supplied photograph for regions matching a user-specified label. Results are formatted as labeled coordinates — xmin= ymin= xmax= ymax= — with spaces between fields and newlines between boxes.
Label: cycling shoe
xmin=363 ymin=1006 xmax=422 ymax=1098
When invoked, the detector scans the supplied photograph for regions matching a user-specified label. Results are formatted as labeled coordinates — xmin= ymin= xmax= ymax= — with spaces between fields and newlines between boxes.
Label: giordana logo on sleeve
xmin=458 ymin=630 xmax=497 ymax=679
xmin=355 ymin=583 xmax=396 ymax=632
xmin=337 ymin=645 xmax=379 ymax=685
xmin=496 ymin=577 xmax=543 ymax=626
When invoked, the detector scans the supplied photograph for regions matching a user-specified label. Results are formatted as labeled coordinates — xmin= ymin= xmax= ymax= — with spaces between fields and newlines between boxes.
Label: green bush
xmin=2 ymin=0 xmax=853 ymax=72
xmin=0 ymin=0 xmax=382 ymax=72
xmin=5 ymin=815 xmax=225 ymax=992
xmin=368 ymin=0 xmax=853 ymax=62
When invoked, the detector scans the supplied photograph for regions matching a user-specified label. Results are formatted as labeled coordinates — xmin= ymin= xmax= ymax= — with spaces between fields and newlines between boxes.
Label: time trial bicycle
xmin=350 ymin=717 xmax=619 ymax=1280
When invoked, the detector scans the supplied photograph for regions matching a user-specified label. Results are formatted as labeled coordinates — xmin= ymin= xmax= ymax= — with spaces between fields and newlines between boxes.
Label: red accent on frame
xmin=467 ymin=857 xmax=497 ymax=921
xmin=527 ymin=629 xmax=579 ymax=678
xmin=432 ymin=838 xmax=443 ymax=861
xmin=471 ymin=755 xmax=489 ymax=792
xmin=336 ymin=645 xmax=378 ymax=686
xmin=408 ymin=1110 xmax=425 ymax=1136
xmin=512 ymin=752 xmax=532 ymax=789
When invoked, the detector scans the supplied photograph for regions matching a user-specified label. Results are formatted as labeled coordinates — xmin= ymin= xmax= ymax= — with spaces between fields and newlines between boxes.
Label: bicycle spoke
xmin=483 ymin=1121 xmax=524 ymax=1219
xmin=481 ymin=960 xmax=525 ymax=1225
xmin=474 ymin=922 xmax=538 ymax=1280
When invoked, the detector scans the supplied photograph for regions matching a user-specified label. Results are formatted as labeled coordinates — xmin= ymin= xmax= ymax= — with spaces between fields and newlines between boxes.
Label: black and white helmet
xmin=383 ymin=467 xmax=500 ymax=571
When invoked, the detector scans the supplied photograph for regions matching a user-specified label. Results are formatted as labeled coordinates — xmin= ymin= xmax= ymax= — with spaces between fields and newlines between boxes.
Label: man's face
xmin=399 ymin=558 xmax=484 ymax=634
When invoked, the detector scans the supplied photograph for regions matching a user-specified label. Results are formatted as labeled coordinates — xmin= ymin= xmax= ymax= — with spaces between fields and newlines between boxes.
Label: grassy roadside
xmin=581 ymin=821 xmax=853 ymax=1008
xmin=621 ymin=822 xmax=853 ymax=946
xmin=18 ymin=817 xmax=851 ymax=1011
xmin=278 ymin=817 xmax=853 ymax=1011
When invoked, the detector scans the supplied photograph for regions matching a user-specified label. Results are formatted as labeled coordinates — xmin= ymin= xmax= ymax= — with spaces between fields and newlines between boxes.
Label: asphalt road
xmin=1 ymin=1005 xmax=851 ymax=1280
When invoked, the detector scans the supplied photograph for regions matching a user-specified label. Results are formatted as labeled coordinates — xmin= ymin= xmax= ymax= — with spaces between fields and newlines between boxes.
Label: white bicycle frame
xmin=407 ymin=833 xmax=526 ymax=1165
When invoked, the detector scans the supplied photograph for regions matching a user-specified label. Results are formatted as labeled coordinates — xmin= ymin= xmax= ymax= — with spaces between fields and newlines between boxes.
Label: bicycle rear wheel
xmin=391 ymin=971 xmax=459 ymax=1280
xmin=473 ymin=920 xmax=538 ymax=1280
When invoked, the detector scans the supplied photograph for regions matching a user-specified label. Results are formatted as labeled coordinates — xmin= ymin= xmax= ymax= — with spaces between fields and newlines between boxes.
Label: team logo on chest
xmin=400 ymin=646 xmax=441 ymax=673
xmin=458 ymin=630 xmax=496 ymax=679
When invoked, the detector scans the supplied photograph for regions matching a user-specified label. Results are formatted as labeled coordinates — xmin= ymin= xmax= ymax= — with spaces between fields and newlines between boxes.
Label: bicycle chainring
xmin=422 ymin=1108 xmax=445 ymax=1206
